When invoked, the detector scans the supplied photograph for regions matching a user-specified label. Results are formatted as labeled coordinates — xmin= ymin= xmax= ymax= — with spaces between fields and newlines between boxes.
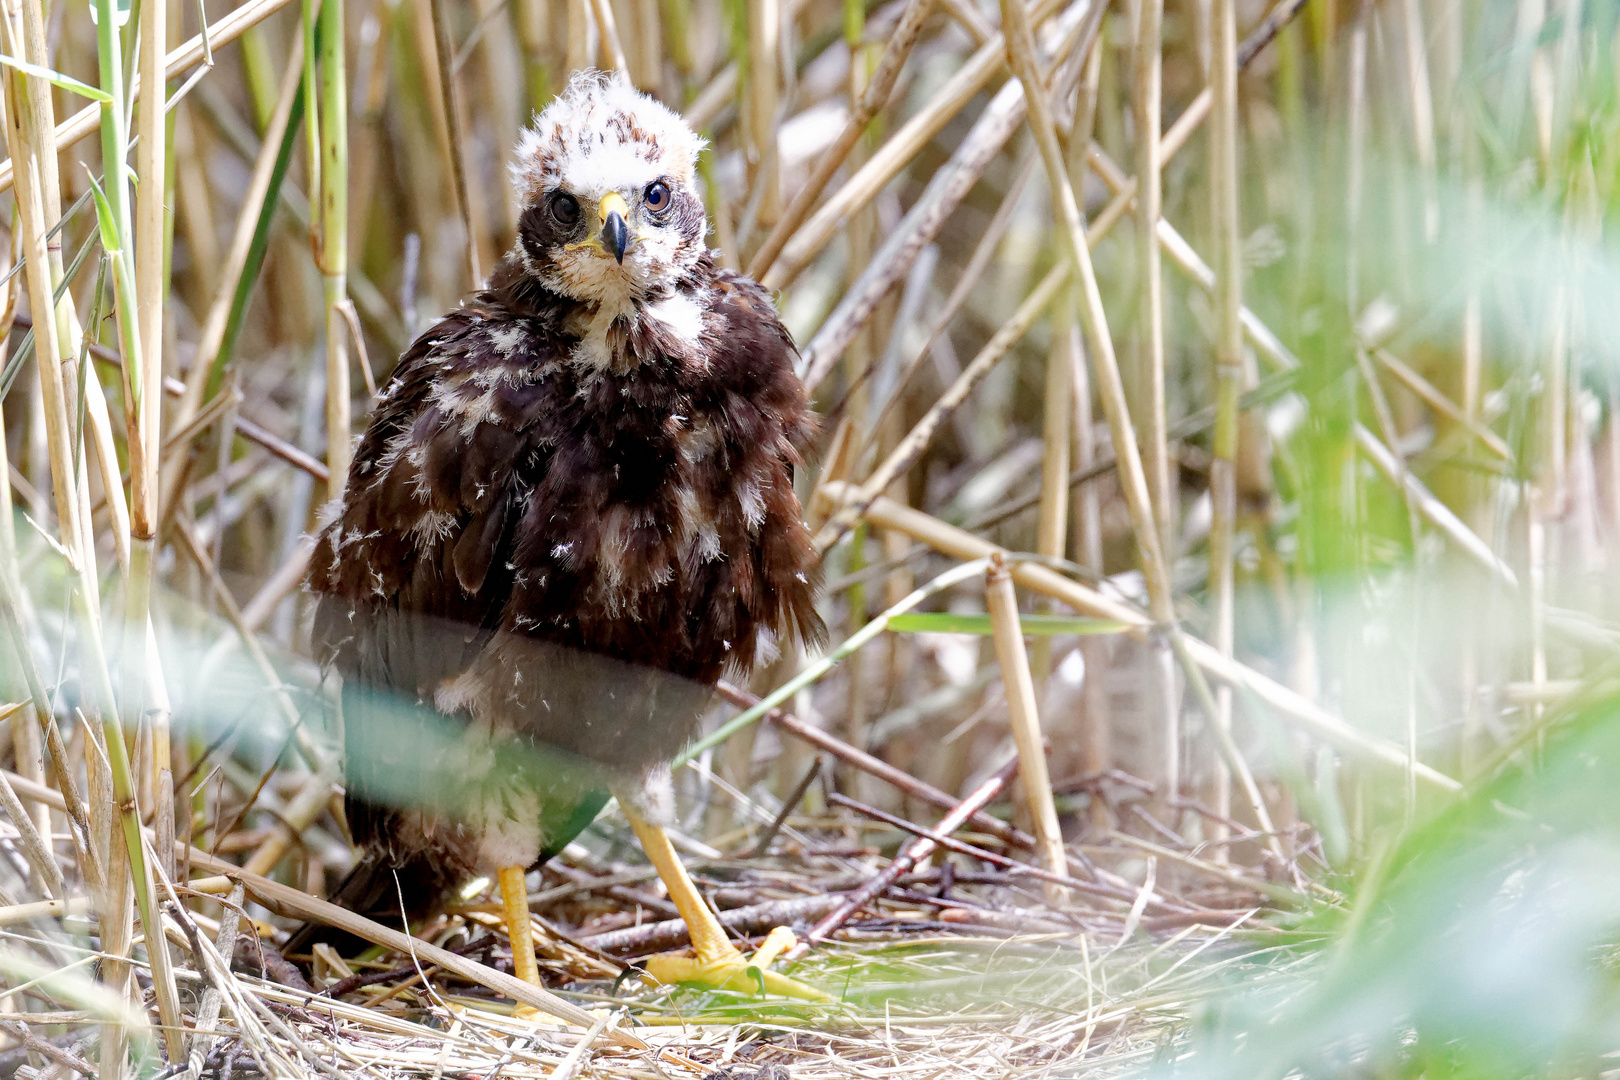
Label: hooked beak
xmin=598 ymin=192 xmax=630 ymax=263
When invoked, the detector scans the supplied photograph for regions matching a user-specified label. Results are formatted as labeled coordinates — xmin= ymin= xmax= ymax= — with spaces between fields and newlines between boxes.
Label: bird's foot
xmin=643 ymin=926 xmax=831 ymax=1001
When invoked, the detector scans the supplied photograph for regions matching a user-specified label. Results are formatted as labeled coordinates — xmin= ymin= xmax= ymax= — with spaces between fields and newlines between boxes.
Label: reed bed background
xmin=0 ymin=0 xmax=1619 ymax=1073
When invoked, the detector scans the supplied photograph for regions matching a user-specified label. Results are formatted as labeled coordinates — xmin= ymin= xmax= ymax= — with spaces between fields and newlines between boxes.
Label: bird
xmin=292 ymin=70 xmax=827 ymax=1003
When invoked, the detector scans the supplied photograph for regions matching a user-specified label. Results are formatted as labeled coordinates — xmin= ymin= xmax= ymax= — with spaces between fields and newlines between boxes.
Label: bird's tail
xmin=281 ymin=852 xmax=456 ymax=959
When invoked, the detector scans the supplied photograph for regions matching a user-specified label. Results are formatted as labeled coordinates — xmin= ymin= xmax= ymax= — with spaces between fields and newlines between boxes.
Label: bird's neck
xmin=565 ymin=299 xmax=640 ymax=373
xmin=485 ymin=250 xmax=701 ymax=376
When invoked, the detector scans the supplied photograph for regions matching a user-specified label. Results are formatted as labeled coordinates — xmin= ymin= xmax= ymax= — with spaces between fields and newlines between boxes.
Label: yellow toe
xmin=641 ymin=926 xmax=832 ymax=1001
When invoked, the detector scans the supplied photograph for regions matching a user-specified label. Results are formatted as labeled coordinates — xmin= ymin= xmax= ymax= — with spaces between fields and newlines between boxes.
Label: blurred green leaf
xmin=1166 ymin=691 xmax=1620 ymax=1079
xmin=886 ymin=613 xmax=1129 ymax=635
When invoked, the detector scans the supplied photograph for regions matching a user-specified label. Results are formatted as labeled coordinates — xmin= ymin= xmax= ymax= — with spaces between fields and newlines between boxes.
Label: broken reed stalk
xmin=984 ymin=554 xmax=1070 ymax=896
xmin=793 ymin=756 xmax=1023 ymax=955
xmin=1208 ymin=0 xmax=1242 ymax=850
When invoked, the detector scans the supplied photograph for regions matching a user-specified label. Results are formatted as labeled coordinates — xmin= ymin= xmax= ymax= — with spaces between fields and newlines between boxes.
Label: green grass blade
xmin=886 ymin=612 xmax=1130 ymax=635
xmin=0 ymin=55 xmax=111 ymax=101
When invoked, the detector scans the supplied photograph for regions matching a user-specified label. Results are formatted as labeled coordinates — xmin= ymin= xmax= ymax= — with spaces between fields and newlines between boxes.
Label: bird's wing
xmin=703 ymin=266 xmax=827 ymax=653
xmin=309 ymin=307 xmax=566 ymax=854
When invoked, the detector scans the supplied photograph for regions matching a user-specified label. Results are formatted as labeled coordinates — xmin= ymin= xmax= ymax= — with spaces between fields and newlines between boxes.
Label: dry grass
xmin=0 ymin=0 xmax=1616 ymax=1072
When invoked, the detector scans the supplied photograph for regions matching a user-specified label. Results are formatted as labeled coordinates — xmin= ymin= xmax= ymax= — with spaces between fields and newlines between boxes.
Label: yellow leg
xmin=498 ymin=865 xmax=543 ymax=1015
xmin=622 ymin=806 xmax=830 ymax=1001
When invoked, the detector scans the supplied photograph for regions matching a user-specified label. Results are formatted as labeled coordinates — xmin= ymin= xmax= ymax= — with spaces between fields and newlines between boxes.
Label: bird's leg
xmin=498 ymin=865 xmax=544 ymax=1014
xmin=621 ymin=806 xmax=829 ymax=1001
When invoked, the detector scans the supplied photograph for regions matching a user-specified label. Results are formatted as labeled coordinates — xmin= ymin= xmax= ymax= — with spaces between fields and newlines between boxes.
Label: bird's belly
xmin=389 ymin=715 xmax=615 ymax=875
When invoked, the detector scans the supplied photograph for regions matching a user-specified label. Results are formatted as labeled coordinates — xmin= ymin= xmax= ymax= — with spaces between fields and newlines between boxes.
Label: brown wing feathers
xmin=309 ymin=254 xmax=823 ymax=783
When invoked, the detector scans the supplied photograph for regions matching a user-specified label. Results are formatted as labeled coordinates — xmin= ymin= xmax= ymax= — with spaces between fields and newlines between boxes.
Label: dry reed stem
xmin=132 ymin=0 xmax=165 ymax=544
xmin=764 ymin=0 xmax=1070 ymax=291
xmin=824 ymin=791 xmax=1159 ymax=905
xmin=999 ymin=0 xmax=1174 ymax=630
xmin=937 ymin=0 xmax=996 ymax=42
xmin=747 ymin=0 xmax=936 ymax=280
xmin=0 ymin=0 xmax=301 ymax=194
xmin=1164 ymin=628 xmax=1285 ymax=863
xmin=0 ymin=768 xmax=628 ymax=1043
xmin=817 ymin=482 xmax=1462 ymax=792
xmin=6 ymin=19 xmax=153 ymax=1060
xmin=179 ymin=852 xmax=642 ymax=1041
xmin=1133 ymin=0 xmax=1170 ymax=560
xmin=321 ymin=0 xmax=352 ymax=497
xmin=815 ymin=261 xmax=1070 ymax=548
xmin=716 ymin=680 xmax=1038 ymax=853
xmin=1353 ymin=424 xmax=1517 ymax=587
xmin=1400 ymin=0 xmax=1440 ymax=240
xmin=1113 ymin=833 xmax=1302 ymax=904
xmin=985 ymin=554 xmax=1070 ymax=895
xmin=1139 ymin=205 xmax=1520 ymax=588
xmin=0 ymin=767 xmax=63 ymax=899
xmin=186 ymin=881 xmax=245 ymax=1080
xmin=800 ymin=0 xmax=1103 ymax=390
xmin=1208 ymin=0 xmax=1243 ymax=852
xmin=240 ymin=771 xmax=338 ymax=877
xmin=0 ymin=78 xmax=49 ymax=856
xmin=1033 ymin=289 xmax=1072 ymax=684
xmin=1372 ymin=347 xmax=1511 ymax=459
xmin=588 ymin=0 xmax=630 ymax=75
xmin=429 ymin=0 xmax=483 ymax=290
xmin=744 ymin=0 xmax=781 ymax=230
xmin=857 ymin=153 xmax=1037 ymax=455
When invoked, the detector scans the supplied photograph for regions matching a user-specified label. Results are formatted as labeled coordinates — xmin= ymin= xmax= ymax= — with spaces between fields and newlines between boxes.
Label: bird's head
xmin=509 ymin=71 xmax=708 ymax=307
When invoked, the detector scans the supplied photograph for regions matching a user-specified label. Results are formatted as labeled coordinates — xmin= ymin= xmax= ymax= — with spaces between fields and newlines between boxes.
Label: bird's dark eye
xmin=550 ymin=192 xmax=580 ymax=225
xmin=643 ymin=182 xmax=671 ymax=214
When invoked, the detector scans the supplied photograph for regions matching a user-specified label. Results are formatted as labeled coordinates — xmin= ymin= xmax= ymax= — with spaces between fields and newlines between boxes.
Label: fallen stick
xmin=825 ymin=793 xmax=1175 ymax=909
xmin=717 ymin=680 xmax=1151 ymax=901
xmin=717 ymin=681 xmax=1031 ymax=851
xmin=793 ymin=757 xmax=1022 ymax=955
xmin=584 ymin=894 xmax=845 ymax=956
